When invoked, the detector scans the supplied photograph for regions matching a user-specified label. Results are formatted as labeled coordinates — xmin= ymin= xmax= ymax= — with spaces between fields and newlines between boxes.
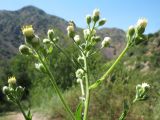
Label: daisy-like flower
xmin=22 ymin=25 xmax=34 ymax=38
xmin=93 ymin=8 xmax=100 ymax=17
xmin=67 ymin=25 xmax=74 ymax=32
xmin=137 ymin=18 xmax=148 ymax=28
xmin=142 ymin=82 xmax=150 ymax=89
xmin=101 ymin=37 xmax=111 ymax=48
xmin=8 ymin=76 xmax=16 ymax=85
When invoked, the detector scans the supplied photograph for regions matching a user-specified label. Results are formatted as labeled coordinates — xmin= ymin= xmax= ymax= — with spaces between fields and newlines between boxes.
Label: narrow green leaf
xmin=75 ymin=101 xmax=83 ymax=120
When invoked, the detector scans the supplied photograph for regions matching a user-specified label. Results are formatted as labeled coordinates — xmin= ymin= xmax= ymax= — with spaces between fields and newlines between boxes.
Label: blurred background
xmin=0 ymin=0 xmax=160 ymax=120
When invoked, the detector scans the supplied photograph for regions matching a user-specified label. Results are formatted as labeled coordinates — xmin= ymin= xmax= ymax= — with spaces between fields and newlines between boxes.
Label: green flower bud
xmin=128 ymin=25 xmax=135 ymax=36
xmin=91 ymin=36 xmax=101 ymax=42
xmin=48 ymin=29 xmax=55 ymax=41
xmin=19 ymin=45 xmax=31 ymax=55
xmin=98 ymin=18 xmax=106 ymax=26
xmin=35 ymin=63 xmax=46 ymax=73
xmin=2 ymin=86 xmax=10 ymax=95
xmin=53 ymin=37 xmax=59 ymax=43
xmin=86 ymin=15 xmax=91 ymax=25
xmin=135 ymin=83 xmax=150 ymax=101
xmin=76 ymin=69 xmax=84 ymax=78
xmin=43 ymin=38 xmax=51 ymax=44
xmin=16 ymin=86 xmax=24 ymax=99
xmin=92 ymin=8 xmax=100 ymax=22
xmin=30 ymin=35 xmax=40 ymax=48
xmin=101 ymin=37 xmax=111 ymax=48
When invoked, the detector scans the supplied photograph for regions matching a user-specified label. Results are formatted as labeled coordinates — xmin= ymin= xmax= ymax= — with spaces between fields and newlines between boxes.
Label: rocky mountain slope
xmin=0 ymin=6 xmax=125 ymax=59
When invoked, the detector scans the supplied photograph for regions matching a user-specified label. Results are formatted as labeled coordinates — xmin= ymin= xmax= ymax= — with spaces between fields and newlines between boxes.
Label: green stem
xmin=119 ymin=99 xmax=136 ymax=120
xmin=17 ymin=101 xmax=29 ymax=120
xmin=83 ymin=55 xmax=90 ymax=120
xmin=89 ymin=44 xmax=129 ymax=90
xmin=36 ymin=51 xmax=75 ymax=120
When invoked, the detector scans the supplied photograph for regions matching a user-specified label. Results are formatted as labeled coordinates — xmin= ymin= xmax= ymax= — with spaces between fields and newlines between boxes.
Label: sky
xmin=0 ymin=0 xmax=159 ymax=33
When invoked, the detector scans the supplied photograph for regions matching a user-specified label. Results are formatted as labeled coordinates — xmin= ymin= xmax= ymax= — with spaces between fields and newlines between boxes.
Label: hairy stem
xmin=17 ymin=101 xmax=29 ymax=120
xmin=83 ymin=55 xmax=90 ymax=120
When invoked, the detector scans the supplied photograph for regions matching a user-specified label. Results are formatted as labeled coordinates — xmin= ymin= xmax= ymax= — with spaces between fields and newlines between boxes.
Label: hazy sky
xmin=0 ymin=0 xmax=159 ymax=33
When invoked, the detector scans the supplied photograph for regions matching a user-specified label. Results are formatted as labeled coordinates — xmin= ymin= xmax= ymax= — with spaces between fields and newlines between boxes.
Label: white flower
xmin=83 ymin=29 xmax=96 ymax=38
xmin=83 ymin=29 xmax=90 ymax=37
xmin=74 ymin=35 xmax=80 ymax=43
xmin=129 ymin=25 xmax=134 ymax=30
xmin=142 ymin=82 xmax=150 ymax=89
xmin=93 ymin=8 xmax=100 ymax=17
xmin=101 ymin=37 xmax=111 ymax=48
xmin=137 ymin=18 xmax=148 ymax=28
xmin=67 ymin=25 xmax=74 ymax=32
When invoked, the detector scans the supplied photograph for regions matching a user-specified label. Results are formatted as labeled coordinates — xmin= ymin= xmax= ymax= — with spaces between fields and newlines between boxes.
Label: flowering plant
xmin=2 ymin=9 xmax=150 ymax=120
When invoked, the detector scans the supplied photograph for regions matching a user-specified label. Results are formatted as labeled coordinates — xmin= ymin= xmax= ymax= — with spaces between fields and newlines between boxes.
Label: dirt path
xmin=0 ymin=112 xmax=55 ymax=120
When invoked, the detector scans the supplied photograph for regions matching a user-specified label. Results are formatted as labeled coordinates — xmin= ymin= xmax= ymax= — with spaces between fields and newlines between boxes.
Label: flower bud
xmin=2 ymin=86 xmax=10 ymax=95
xmin=19 ymin=45 xmax=31 ymax=55
xmin=86 ymin=15 xmax=91 ymax=25
xmin=83 ymin=29 xmax=96 ymax=39
xmin=135 ymin=82 xmax=150 ymax=101
xmin=142 ymin=82 xmax=150 ymax=91
xmin=22 ymin=25 xmax=34 ymax=38
xmin=67 ymin=25 xmax=75 ymax=38
xmin=43 ymin=38 xmax=51 ymax=44
xmin=91 ymin=36 xmax=101 ymax=42
xmin=48 ymin=29 xmax=55 ymax=41
xmin=101 ymin=37 xmax=111 ymax=48
xmin=136 ymin=18 xmax=148 ymax=34
xmin=98 ymin=18 xmax=106 ymax=26
xmin=128 ymin=25 xmax=135 ymax=36
xmin=83 ymin=29 xmax=90 ymax=39
xmin=53 ymin=37 xmax=59 ymax=43
xmin=8 ymin=76 xmax=16 ymax=86
xmin=35 ymin=63 xmax=46 ymax=73
xmin=16 ymin=86 xmax=24 ymax=96
xmin=31 ymin=35 xmax=40 ymax=48
xmin=77 ymin=78 xmax=82 ymax=83
xmin=74 ymin=35 xmax=80 ymax=44
xmin=76 ymin=69 xmax=84 ymax=78
xmin=92 ymin=8 xmax=100 ymax=22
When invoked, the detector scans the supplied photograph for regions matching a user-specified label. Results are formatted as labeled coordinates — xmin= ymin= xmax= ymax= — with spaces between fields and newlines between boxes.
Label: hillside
xmin=0 ymin=5 xmax=125 ymax=59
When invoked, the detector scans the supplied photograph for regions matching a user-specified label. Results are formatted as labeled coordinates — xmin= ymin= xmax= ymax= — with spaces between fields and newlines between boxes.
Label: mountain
xmin=0 ymin=6 xmax=125 ymax=59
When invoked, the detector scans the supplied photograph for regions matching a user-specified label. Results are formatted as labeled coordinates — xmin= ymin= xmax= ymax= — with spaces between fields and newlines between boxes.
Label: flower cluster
xmin=127 ymin=18 xmax=148 ymax=46
xmin=2 ymin=76 xmax=24 ymax=102
xmin=134 ymin=82 xmax=150 ymax=102
xmin=66 ymin=8 xmax=111 ymax=56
